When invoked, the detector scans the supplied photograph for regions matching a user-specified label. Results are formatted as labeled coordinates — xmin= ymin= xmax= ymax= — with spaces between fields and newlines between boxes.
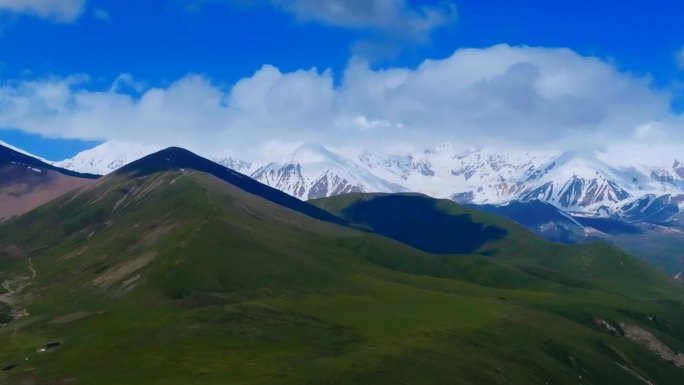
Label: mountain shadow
xmin=339 ymin=194 xmax=507 ymax=254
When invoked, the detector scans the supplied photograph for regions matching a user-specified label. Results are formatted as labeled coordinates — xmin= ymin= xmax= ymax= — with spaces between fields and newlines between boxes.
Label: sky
xmin=0 ymin=0 xmax=683 ymax=161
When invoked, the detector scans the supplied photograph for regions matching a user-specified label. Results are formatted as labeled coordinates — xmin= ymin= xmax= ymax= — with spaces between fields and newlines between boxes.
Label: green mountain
xmin=1 ymin=148 xmax=683 ymax=385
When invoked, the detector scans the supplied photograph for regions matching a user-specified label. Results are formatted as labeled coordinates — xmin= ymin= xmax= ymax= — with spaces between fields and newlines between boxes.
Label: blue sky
xmin=0 ymin=0 xmax=683 ymax=160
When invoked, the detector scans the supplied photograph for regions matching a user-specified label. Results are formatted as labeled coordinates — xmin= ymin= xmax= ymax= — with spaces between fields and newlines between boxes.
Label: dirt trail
xmin=0 ymin=258 xmax=36 ymax=307
xmin=27 ymin=258 xmax=36 ymax=280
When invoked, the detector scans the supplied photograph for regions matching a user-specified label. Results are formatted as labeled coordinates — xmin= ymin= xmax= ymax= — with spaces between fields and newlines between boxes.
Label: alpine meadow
xmin=1 ymin=1 xmax=684 ymax=384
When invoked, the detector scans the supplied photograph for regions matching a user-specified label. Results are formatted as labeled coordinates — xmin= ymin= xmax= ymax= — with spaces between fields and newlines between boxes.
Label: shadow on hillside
xmin=342 ymin=195 xmax=507 ymax=254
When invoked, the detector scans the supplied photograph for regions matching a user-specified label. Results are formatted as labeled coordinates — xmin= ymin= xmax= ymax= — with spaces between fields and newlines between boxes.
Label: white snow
xmin=251 ymin=143 xmax=406 ymax=199
xmin=5 ymin=138 xmax=683 ymax=218
xmin=55 ymin=140 xmax=254 ymax=176
xmin=55 ymin=141 xmax=161 ymax=175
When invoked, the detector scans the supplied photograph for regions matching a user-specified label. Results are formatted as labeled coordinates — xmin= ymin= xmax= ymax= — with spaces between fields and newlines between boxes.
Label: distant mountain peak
xmin=252 ymin=144 xmax=406 ymax=200
xmin=0 ymin=141 xmax=99 ymax=179
xmin=115 ymin=146 xmax=225 ymax=177
xmin=113 ymin=146 xmax=345 ymax=225
xmin=56 ymin=140 xmax=251 ymax=176
xmin=51 ymin=139 xmax=684 ymax=220
xmin=56 ymin=140 xmax=160 ymax=176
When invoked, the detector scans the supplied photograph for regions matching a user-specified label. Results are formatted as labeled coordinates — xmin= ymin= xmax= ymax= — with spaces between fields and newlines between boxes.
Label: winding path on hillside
xmin=27 ymin=258 xmax=36 ymax=280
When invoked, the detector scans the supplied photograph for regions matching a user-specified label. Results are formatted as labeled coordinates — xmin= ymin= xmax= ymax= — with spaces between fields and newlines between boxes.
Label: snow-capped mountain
xmin=213 ymin=157 xmax=253 ymax=174
xmin=251 ymin=143 xmax=406 ymax=200
xmin=353 ymin=145 xmax=684 ymax=221
xmin=56 ymin=141 xmax=253 ymax=175
xmin=56 ymin=141 xmax=161 ymax=175
xmin=359 ymin=144 xmax=555 ymax=204
xmin=49 ymin=139 xmax=684 ymax=221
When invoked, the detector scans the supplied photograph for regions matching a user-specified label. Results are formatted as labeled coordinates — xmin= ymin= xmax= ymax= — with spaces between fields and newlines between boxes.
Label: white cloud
xmin=182 ymin=0 xmax=456 ymax=59
xmin=0 ymin=44 xmax=680 ymax=162
xmin=273 ymin=0 xmax=457 ymax=40
xmin=189 ymin=0 xmax=456 ymax=43
xmin=109 ymin=74 xmax=143 ymax=93
xmin=0 ymin=0 xmax=86 ymax=22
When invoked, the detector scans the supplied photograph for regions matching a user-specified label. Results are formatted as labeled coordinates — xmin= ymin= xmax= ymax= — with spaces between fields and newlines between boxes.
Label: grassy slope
xmin=312 ymin=193 xmax=680 ymax=298
xmin=0 ymin=175 xmax=682 ymax=384
xmin=595 ymin=226 xmax=684 ymax=274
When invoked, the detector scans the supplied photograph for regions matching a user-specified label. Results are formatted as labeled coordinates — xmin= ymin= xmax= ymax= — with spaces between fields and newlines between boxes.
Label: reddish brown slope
xmin=0 ymin=144 xmax=99 ymax=220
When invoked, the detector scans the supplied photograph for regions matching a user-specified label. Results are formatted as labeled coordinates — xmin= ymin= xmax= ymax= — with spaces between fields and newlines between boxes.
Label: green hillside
xmin=311 ymin=193 xmax=680 ymax=298
xmin=0 ymin=157 xmax=683 ymax=384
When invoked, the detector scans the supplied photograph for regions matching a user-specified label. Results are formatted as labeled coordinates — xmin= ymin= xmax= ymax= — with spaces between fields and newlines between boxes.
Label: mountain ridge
xmin=49 ymin=140 xmax=684 ymax=222
xmin=1 ymin=142 xmax=684 ymax=384
xmin=0 ymin=142 xmax=99 ymax=220
xmin=111 ymin=146 xmax=347 ymax=225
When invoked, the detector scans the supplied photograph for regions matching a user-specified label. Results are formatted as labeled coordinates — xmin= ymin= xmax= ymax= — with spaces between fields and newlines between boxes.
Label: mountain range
xmin=1 ymin=144 xmax=684 ymax=384
xmin=51 ymin=140 xmax=684 ymax=223
xmin=4 ymin=140 xmax=684 ymax=276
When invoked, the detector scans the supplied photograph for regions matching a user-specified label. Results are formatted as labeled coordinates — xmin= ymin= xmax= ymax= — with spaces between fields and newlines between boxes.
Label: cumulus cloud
xmin=0 ymin=0 xmax=86 ymax=22
xmin=0 ymin=44 xmax=679 ymax=162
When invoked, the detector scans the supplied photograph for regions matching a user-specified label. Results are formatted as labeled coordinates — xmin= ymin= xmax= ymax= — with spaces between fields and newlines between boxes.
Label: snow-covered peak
xmin=288 ymin=142 xmax=338 ymax=163
xmin=213 ymin=157 xmax=253 ymax=174
xmin=46 ymin=139 xmax=684 ymax=219
xmin=56 ymin=141 xmax=161 ymax=175
xmin=57 ymin=140 xmax=254 ymax=176
xmin=251 ymin=143 xmax=406 ymax=200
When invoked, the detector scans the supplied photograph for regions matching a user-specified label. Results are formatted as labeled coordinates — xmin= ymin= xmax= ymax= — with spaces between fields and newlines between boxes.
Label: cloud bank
xmin=0 ymin=44 xmax=679 ymax=161
xmin=0 ymin=0 xmax=86 ymax=22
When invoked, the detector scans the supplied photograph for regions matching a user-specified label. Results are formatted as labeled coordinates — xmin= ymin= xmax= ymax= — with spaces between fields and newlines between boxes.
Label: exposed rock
xmin=620 ymin=323 xmax=684 ymax=369
xmin=674 ymin=272 xmax=684 ymax=282
xmin=594 ymin=318 xmax=621 ymax=336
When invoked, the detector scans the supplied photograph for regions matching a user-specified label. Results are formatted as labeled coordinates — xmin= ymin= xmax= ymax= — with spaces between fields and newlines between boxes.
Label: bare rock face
xmin=620 ymin=323 xmax=684 ymax=369
xmin=594 ymin=318 xmax=620 ymax=335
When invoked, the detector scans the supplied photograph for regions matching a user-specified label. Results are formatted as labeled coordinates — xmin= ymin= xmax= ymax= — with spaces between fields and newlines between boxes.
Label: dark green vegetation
xmin=471 ymin=200 xmax=684 ymax=275
xmin=1 ymin=149 xmax=684 ymax=384
xmin=586 ymin=222 xmax=684 ymax=275
xmin=315 ymin=194 xmax=507 ymax=253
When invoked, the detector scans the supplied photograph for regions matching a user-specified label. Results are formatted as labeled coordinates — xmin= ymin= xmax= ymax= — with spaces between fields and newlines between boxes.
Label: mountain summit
xmin=1 ymin=153 xmax=683 ymax=384
xmin=54 ymin=141 xmax=684 ymax=221
xmin=114 ymin=146 xmax=345 ymax=224
xmin=251 ymin=143 xmax=406 ymax=200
